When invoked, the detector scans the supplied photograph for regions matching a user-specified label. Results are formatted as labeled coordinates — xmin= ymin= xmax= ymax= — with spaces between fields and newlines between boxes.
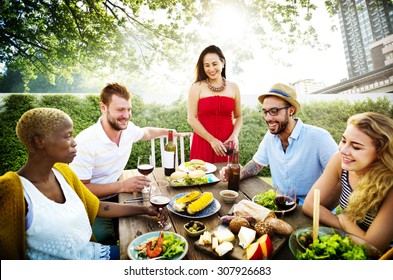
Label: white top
xmin=69 ymin=118 xmax=144 ymax=199
xmin=21 ymin=169 xmax=110 ymax=260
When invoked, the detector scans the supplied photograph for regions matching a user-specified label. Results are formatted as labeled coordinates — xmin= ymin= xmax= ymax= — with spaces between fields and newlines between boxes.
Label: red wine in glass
xmin=149 ymin=181 xmax=172 ymax=230
xmin=275 ymin=195 xmax=295 ymax=210
xmin=225 ymin=147 xmax=234 ymax=156
xmin=149 ymin=195 xmax=171 ymax=208
xmin=224 ymin=141 xmax=235 ymax=164
xmin=137 ymin=164 xmax=154 ymax=176
xmin=137 ymin=156 xmax=154 ymax=196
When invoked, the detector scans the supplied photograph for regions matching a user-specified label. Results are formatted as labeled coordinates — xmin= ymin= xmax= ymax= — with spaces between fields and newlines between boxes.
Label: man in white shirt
xmin=70 ymin=82 xmax=185 ymax=244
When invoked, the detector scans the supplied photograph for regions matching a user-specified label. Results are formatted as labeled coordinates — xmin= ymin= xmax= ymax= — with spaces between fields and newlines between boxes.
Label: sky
xmin=204 ymin=3 xmax=348 ymax=95
xmin=12 ymin=1 xmax=348 ymax=103
xmin=1 ymin=2 xmax=349 ymax=101
xmin=137 ymin=2 xmax=349 ymax=104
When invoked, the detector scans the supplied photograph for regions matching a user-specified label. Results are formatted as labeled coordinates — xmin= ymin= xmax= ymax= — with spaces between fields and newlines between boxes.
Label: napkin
xmin=233 ymin=199 xmax=276 ymax=222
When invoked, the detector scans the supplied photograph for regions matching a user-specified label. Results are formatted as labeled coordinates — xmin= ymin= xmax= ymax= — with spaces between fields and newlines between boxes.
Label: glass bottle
xmin=228 ymin=150 xmax=240 ymax=192
xmin=163 ymin=130 xmax=176 ymax=177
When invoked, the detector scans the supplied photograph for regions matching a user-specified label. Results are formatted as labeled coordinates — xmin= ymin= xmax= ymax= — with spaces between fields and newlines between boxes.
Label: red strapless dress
xmin=190 ymin=96 xmax=235 ymax=163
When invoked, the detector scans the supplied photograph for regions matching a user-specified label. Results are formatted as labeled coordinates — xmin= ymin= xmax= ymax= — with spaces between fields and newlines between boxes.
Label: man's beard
xmin=107 ymin=112 xmax=128 ymax=131
xmin=266 ymin=115 xmax=289 ymax=135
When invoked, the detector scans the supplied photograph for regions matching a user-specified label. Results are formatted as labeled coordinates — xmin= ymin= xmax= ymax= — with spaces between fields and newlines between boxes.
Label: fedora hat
xmin=258 ymin=83 xmax=301 ymax=114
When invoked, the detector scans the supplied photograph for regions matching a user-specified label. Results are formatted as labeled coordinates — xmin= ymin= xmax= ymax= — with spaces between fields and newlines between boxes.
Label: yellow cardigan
xmin=0 ymin=163 xmax=100 ymax=260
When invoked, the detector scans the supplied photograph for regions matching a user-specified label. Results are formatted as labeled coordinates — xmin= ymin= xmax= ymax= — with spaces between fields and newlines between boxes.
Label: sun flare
xmin=211 ymin=4 xmax=248 ymax=40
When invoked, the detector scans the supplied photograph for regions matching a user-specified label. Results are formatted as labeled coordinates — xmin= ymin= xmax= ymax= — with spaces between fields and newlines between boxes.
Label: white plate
xmin=169 ymin=173 xmax=220 ymax=188
xmin=127 ymin=231 xmax=188 ymax=260
xmin=167 ymin=193 xmax=221 ymax=218
xmin=179 ymin=162 xmax=217 ymax=173
xmin=252 ymin=195 xmax=296 ymax=214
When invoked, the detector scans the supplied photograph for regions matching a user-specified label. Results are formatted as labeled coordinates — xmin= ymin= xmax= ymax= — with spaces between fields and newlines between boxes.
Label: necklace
xmin=206 ymin=77 xmax=226 ymax=92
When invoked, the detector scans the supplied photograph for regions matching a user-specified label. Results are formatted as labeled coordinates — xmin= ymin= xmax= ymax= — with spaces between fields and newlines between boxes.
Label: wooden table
xmin=118 ymin=162 xmax=312 ymax=260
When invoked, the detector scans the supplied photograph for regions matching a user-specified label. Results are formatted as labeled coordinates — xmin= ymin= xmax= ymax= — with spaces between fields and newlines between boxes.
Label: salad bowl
xmin=289 ymin=226 xmax=381 ymax=260
xmin=128 ymin=231 xmax=188 ymax=260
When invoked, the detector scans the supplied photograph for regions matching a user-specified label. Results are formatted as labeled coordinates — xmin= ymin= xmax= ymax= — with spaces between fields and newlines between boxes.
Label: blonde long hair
xmin=345 ymin=112 xmax=393 ymax=223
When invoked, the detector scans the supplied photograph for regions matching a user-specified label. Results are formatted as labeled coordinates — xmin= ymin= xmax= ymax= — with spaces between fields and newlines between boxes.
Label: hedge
xmin=1 ymin=93 xmax=392 ymax=177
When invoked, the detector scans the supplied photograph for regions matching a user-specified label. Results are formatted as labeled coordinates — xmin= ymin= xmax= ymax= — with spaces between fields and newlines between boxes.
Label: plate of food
xmin=167 ymin=191 xmax=221 ymax=219
xmin=289 ymin=226 xmax=381 ymax=260
xmin=168 ymin=170 xmax=220 ymax=187
xmin=127 ymin=231 xmax=188 ymax=260
xmin=179 ymin=159 xmax=217 ymax=173
xmin=252 ymin=190 xmax=296 ymax=214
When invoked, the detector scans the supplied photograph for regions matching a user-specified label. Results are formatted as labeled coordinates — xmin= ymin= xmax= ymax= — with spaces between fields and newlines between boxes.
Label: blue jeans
xmin=109 ymin=245 xmax=120 ymax=260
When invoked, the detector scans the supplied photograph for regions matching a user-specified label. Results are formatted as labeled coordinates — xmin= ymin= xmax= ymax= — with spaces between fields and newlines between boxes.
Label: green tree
xmin=0 ymin=0 xmax=342 ymax=90
xmin=2 ymin=0 xmax=391 ymax=91
xmin=0 ymin=0 xmax=196 ymax=89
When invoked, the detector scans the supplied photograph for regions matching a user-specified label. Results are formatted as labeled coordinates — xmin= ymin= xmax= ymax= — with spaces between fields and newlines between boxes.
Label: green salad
xmin=161 ymin=232 xmax=186 ymax=258
xmin=297 ymin=233 xmax=368 ymax=260
xmin=253 ymin=189 xmax=278 ymax=211
xmin=136 ymin=232 xmax=186 ymax=259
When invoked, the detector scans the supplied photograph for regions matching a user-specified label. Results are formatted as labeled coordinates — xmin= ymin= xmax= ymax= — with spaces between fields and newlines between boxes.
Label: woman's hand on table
xmin=121 ymin=175 xmax=150 ymax=193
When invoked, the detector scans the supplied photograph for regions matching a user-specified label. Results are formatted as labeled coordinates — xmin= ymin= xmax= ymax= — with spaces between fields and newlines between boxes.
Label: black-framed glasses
xmin=259 ymin=106 xmax=289 ymax=117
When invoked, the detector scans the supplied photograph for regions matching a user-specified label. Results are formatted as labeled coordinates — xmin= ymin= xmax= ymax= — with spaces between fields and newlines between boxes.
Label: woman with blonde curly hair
xmin=0 ymin=108 xmax=159 ymax=259
xmin=303 ymin=112 xmax=393 ymax=253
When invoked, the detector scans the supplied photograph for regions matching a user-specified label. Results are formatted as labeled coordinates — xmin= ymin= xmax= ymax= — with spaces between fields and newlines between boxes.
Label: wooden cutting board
xmin=194 ymin=224 xmax=287 ymax=260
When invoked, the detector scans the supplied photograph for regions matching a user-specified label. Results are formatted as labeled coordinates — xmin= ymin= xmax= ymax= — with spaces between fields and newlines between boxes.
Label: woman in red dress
xmin=187 ymin=45 xmax=242 ymax=163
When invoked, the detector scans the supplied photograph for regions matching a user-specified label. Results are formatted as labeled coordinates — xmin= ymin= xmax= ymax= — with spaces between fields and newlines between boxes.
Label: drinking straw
xmin=313 ymin=189 xmax=320 ymax=242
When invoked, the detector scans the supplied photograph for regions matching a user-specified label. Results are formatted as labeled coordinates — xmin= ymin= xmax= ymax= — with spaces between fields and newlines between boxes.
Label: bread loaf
xmin=254 ymin=220 xmax=275 ymax=237
xmin=228 ymin=217 xmax=250 ymax=234
xmin=265 ymin=217 xmax=294 ymax=236
xmin=220 ymin=215 xmax=255 ymax=225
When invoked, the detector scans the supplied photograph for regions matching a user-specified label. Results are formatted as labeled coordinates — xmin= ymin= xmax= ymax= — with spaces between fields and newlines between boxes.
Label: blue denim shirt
xmin=253 ymin=119 xmax=338 ymax=205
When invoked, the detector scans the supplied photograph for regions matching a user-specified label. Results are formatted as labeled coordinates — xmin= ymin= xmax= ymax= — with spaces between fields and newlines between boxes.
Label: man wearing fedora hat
xmin=220 ymin=83 xmax=338 ymax=205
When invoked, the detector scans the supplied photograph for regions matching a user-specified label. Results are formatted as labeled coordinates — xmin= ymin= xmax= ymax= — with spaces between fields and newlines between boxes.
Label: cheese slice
xmin=238 ymin=226 xmax=256 ymax=249
xmin=198 ymin=234 xmax=205 ymax=245
xmin=211 ymin=237 xmax=219 ymax=250
xmin=213 ymin=228 xmax=235 ymax=243
xmin=215 ymin=241 xmax=234 ymax=256
xmin=202 ymin=231 xmax=212 ymax=245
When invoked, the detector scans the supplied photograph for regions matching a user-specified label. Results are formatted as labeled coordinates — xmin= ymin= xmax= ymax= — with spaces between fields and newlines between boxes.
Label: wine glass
xmin=274 ymin=184 xmax=296 ymax=218
xmin=149 ymin=180 xmax=172 ymax=230
xmin=224 ymin=140 xmax=235 ymax=165
xmin=137 ymin=155 xmax=154 ymax=196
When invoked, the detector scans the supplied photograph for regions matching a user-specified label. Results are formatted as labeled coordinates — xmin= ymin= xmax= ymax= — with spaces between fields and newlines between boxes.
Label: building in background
xmin=292 ymin=79 xmax=326 ymax=95
xmin=308 ymin=1 xmax=393 ymax=95
xmin=337 ymin=0 xmax=393 ymax=79
xmin=370 ymin=33 xmax=393 ymax=69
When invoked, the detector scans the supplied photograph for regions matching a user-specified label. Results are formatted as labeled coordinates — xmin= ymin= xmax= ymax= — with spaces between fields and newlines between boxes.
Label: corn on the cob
xmin=176 ymin=191 xmax=201 ymax=204
xmin=173 ymin=191 xmax=201 ymax=212
xmin=187 ymin=192 xmax=214 ymax=215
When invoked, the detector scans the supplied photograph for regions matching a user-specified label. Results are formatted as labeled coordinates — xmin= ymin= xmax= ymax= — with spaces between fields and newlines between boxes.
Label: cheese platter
xmin=193 ymin=200 xmax=294 ymax=260
xmin=194 ymin=224 xmax=286 ymax=260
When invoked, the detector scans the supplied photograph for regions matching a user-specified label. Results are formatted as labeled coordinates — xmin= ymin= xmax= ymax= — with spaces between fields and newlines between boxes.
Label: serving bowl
xmin=184 ymin=220 xmax=206 ymax=237
xmin=219 ymin=190 xmax=238 ymax=204
xmin=289 ymin=226 xmax=381 ymax=260
xmin=295 ymin=227 xmax=329 ymax=250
